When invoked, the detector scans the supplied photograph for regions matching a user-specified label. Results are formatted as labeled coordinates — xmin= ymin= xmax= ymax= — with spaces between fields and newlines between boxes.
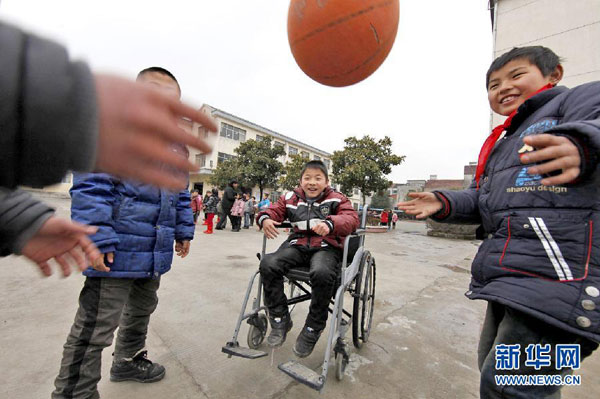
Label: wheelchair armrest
xmin=351 ymin=229 xmax=366 ymax=236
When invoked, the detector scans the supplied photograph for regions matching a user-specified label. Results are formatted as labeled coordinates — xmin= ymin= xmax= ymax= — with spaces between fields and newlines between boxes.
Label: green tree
xmin=211 ymin=137 xmax=285 ymax=198
xmin=209 ymin=158 xmax=246 ymax=189
xmin=279 ymin=154 xmax=307 ymax=191
xmin=332 ymin=135 xmax=404 ymax=205
xmin=370 ymin=190 xmax=392 ymax=209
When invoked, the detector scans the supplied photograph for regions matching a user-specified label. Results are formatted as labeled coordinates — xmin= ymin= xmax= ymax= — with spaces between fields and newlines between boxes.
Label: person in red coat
xmin=257 ymin=160 xmax=359 ymax=357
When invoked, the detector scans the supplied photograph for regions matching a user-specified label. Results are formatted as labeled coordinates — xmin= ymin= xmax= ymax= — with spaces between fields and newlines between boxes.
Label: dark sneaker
xmin=267 ymin=314 xmax=293 ymax=347
xmin=110 ymin=350 xmax=165 ymax=383
xmin=293 ymin=325 xmax=322 ymax=358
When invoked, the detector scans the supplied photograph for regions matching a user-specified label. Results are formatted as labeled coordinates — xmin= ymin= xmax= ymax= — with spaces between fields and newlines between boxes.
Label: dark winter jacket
xmin=221 ymin=185 xmax=236 ymax=211
xmin=70 ymin=173 xmax=195 ymax=279
xmin=257 ymin=186 xmax=359 ymax=249
xmin=204 ymin=196 xmax=218 ymax=214
xmin=434 ymin=82 xmax=600 ymax=342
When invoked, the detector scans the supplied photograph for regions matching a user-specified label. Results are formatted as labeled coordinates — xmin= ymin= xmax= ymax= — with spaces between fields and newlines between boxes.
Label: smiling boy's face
xmin=300 ymin=167 xmax=328 ymax=198
xmin=487 ymin=58 xmax=562 ymax=116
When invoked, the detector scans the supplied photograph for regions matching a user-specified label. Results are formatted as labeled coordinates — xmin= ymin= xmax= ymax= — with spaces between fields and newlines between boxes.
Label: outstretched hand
xmin=396 ymin=192 xmax=443 ymax=219
xmin=95 ymin=75 xmax=218 ymax=190
xmin=262 ymin=219 xmax=281 ymax=239
xmin=21 ymin=217 xmax=101 ymax=277
xmin=520 ymin=134 xmax=581 ymax=186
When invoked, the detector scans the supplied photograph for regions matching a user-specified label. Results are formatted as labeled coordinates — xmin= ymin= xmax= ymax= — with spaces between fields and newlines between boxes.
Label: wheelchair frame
xmin=222 ymin=206 xmax=376 ymax=392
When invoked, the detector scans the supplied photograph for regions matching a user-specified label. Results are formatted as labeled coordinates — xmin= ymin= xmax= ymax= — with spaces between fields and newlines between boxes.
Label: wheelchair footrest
xmin=278 ymin=360 xmax=325 ymax=391
xmin=222 ymin=343 xmax=268 ymax=359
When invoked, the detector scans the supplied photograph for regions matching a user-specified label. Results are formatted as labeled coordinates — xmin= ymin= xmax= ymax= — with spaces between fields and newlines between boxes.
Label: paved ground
xmin=1 ymin=195 xmax=599 ymax=398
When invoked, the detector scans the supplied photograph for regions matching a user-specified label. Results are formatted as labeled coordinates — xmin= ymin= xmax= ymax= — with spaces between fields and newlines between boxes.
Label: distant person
xmin=190 ymin=189 xmax=203 ymax=224
xmin=52 ymin=67 xmax=196 ymax=399
xmin=202 ymin=189 xmax=218 ymax=234
xmin=243 ymin=193 xmax=255 ymax=229
xmin=250 ymin=196 xmax=257 ymax=226
xmin=380 ymin=209 xmax=389 ymax=226
xmin=391 ymin=211 xmax=398 ymax=229
xmin=257 ymin=193 xmax=271 ymax=212
xmin=258 ymin=160 xmax=359 ymax=357
xmin=216 ymin=180 xmax=238 ymax=230
xmin=0 ymin=22 xmax=216 ymax=277
xmin=230 ymin=193 xmax=245 ymax=232
xmin=398 ymin=46 xmax=600 ymax=398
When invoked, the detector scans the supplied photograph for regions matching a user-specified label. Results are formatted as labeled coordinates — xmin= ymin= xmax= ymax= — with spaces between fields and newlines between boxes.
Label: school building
xmin=488 ymin=0 xmax=600 ymax=126
xmin=189 ymin=104 xmax=334 ymax=202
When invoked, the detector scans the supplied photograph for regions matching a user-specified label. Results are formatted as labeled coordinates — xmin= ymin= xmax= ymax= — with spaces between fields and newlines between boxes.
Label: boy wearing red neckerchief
xmin=398 ymin=46 xmax=600 ymax=398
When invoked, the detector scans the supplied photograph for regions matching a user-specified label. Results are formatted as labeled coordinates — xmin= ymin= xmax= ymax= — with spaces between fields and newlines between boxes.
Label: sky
xmin=0 ymin=0 xmax=494 ymax=183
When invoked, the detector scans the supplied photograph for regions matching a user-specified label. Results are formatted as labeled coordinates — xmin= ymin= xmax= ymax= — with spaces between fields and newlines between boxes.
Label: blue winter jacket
xmin=435 ymin=82 xmax=600 ymax=342
xmin=70 ymin=173 xmax=195 ymax=279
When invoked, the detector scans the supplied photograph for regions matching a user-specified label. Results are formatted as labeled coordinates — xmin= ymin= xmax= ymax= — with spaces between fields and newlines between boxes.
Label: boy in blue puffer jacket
xmin=52 ymin=67 xmax=195 ymax=399
xmin=398 ymin=46 xmax=600 ymax=398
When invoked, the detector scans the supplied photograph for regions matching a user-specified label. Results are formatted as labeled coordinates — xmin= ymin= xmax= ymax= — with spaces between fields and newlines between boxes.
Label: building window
xmin=220 ymin=122 xmax=246 ymax=142
xmin=288 ymin=146 xmax=298 ymax=156
xmin=274 ymin=141 xmax=285 ymax=149
xmin=195 ymin=154 xmax=206 ymax=167
xmin=313 ymin=155 xmax=321 ymax=161
xmin=300 ymin=151 xmax=309 ymax=159
xmin=217 ymin=152 xmax=236 ymax=164
xmin=323 ymin=159 xmax=331 ymax=169
xmin=256 ymin=135 xmax=267 ymax=142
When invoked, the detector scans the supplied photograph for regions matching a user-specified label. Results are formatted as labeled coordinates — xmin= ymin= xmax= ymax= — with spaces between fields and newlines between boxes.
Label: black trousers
xmin=260 ymin=244 xmax=341 ymax=331
xmin=216 ymin=209 xmax=235 ymax=229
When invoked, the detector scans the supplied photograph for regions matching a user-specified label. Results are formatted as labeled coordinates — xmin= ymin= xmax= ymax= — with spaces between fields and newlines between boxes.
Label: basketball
xmin=287 ymin=0 xmax=400 ymax=87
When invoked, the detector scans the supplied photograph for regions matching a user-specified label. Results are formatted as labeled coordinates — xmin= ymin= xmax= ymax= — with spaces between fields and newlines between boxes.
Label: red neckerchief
xmin=475 ymin=83 xmax=555 ymax=190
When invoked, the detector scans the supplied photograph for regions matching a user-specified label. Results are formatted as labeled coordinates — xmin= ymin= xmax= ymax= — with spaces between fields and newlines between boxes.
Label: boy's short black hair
xmin=137 ymin=66 xmax=181 ymax=92
xmin=301 ymin=160 xmax=329 ymax=180
xmin=486 ymin=46 xmax=563 ymax=88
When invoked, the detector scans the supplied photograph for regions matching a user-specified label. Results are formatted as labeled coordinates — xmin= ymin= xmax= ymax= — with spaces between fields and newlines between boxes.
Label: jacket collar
xmin=505 ymin=85 xmax=568 ymax=136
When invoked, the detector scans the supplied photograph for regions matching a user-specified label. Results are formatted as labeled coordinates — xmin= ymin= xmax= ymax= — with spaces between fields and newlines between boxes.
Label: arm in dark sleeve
xmin=546 ymin=82 xmax=600 ymax=184
xmin=257 ymin=194 xmax=287 ymax=227
xmin=0 ymin=188 xmax=54 ymax=256
xmin=432 ymin=179 xmax=482 ymax=224
xmin=70 ymin=173 xmax=118 ymax=253
xmin=0 ymin=21 xmax=97 ymax=189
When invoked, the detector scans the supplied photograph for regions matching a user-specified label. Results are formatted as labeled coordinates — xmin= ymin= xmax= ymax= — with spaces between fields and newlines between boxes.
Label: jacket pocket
xmin=499 ymin=215 xmax=592 ymax=282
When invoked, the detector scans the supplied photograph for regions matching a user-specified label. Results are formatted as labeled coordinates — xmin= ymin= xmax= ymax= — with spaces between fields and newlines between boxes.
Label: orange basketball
xmin=288 ymin=0 xmax=400 ymax=87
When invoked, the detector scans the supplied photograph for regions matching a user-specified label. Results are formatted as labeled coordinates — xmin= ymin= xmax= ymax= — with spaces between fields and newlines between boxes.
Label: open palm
xmin=396 ymin=192 xmax=443 ymax=219
xmin=21 ymin=217 xmax=100 ymax=277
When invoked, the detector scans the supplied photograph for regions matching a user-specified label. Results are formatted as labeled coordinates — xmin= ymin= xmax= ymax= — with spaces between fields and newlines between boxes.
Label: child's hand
xmin=396 ymin=192 xmax=443 ymax=219
xmin=21 ymin=217 xmax=101 ymax=277
xmin=520 ymin=134 xmax=581 ymax=185
xmin=91 ymin=252 xmax=113 ymax=273
xmin=312 ymin=222 xmax=330 ymax=237
xmin=95 ymin=75 xmax=218 ymax=190
xmin=262 ymin=219 xmax=281 ymax=239
xmin=175 ymin=240 xmax=190 ymax=258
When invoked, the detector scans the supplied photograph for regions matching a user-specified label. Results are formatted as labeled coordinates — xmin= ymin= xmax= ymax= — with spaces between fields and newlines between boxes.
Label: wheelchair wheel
xmin=352 ymin=251 xmax=376 ymax=349
xmin=335 ymin=351 xmax=347 ymax=381
xmin=247 ymin=314 xmax=268 ymax=349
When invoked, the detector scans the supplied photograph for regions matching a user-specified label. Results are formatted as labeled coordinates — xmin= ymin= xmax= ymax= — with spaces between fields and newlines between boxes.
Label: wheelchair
xmin=222 ymin=206 xmax=376 ymax=392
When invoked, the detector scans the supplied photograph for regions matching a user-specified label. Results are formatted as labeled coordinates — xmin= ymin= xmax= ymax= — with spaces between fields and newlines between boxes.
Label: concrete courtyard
xmin=1 ymin=195 xmax=598 ymax=399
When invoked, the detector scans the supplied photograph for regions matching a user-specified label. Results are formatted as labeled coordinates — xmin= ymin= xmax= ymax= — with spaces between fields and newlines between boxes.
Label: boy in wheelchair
xmin=257 ymin=160 xmax=359 ymax=357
